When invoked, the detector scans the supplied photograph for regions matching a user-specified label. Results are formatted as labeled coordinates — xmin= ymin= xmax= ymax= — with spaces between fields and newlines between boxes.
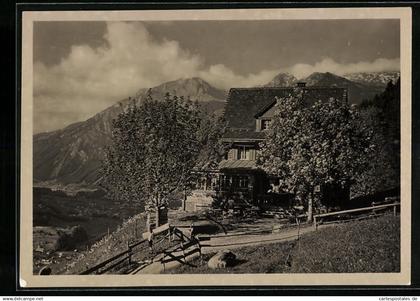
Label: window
xmin=238 ymin=176 xmax=249 ymax=189
xmin=210 ymin=177 xmax=218 ymax=190
xmin=197 ymin=177 xmax=206 ymax=190
xmin=220 ymin=175 xmax=232 ymax=190
xmin=237 ymin=145 xmax=255 ymax=160
xmin=238 ymin=146 xmax=247 ymax=160
xmin=219 ymin=175 xmax=249 ymax=190
xmin=261 ymin=119 xmax=271 ymax=130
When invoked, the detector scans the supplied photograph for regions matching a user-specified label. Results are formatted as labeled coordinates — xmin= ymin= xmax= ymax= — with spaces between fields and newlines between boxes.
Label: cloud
xmin=286 ymin=57 xmax=400 ymax=79
xmin=199 ymin=64 xmax=278 ymax=89
xmin=199 ymin=56 xmax=400 ymax=88
xmin=34 ymin=21 xmax=400 ymax=133
xmin=34 ymin=22 xmax=203 ymax=133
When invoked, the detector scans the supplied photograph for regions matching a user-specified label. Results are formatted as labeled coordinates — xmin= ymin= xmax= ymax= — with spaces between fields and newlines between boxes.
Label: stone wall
xmin=185 ymin=190 xmax=215 ymax=212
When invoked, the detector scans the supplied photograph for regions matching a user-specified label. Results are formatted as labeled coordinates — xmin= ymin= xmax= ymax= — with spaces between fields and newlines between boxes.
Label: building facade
xmin=184 ymin=84 xmax=348 ymax=212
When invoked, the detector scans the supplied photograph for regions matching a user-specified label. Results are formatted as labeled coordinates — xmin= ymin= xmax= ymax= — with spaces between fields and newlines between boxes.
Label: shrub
xmin=54 ymin=232 xmax=72 ymax=251
xmin=54 ymin=226 xmax=88 ymax=251
xmin=70 ymin=226 xmax=88 ymax=245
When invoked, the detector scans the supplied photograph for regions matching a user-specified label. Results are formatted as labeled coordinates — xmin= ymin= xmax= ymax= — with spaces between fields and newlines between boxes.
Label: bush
xmin=70 ymin=226 xmax=88 ymax=244
xmin=54 ymin=232 xmax=72 ymax=251
xmin=54 ymin=226 xmax=88 ymax=251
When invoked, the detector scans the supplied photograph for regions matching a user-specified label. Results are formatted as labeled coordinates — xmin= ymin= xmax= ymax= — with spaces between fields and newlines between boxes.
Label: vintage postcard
xmin=20 ymin=7 xmax=412 ymax=287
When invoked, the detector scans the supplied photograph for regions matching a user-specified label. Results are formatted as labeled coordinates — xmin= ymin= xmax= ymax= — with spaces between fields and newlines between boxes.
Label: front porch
xmin=184 ymin=161 xmax=291 ymax=212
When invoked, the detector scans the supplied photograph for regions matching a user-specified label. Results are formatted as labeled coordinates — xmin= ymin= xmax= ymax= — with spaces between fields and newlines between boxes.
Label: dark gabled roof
xmin=223 ymin=86 xmax=347 ymax=139
xmin=222 ymin=128 xmax=265 ymax=140
xmin=254 ymin=100 xmax=278 ymax=118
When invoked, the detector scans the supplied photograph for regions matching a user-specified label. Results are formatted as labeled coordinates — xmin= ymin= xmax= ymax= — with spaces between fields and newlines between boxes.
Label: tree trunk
xmin=146 ymin=211 xmax=153 ymax=232
xmin=155 ymin=207 xmax=161 ymax=228
xmin=182 ymin=188 xmax=187 ymax=211
xmin=307 ymin=194 xmax=313 ymax=223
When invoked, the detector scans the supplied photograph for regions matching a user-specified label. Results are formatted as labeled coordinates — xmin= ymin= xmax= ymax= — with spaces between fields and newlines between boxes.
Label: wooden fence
xmin=79 ymin=223 xmax=201 ymax=275
xmin=79 ymin=223 xmax=171 ymax=275
xmin=159 ymin=227 xmax=202 ymax=271
xmin=79 ymin=238 xmax=147 ymax=275
xmin=313 ymin=202 xmax=400 ymax=230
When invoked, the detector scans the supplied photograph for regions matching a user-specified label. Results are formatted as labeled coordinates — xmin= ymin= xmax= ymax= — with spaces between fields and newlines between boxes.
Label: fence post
xmin=194 ymin=235 xmax=202 ymax=258
xmin=182 ymin=230 xmax=187 ymax=261
xmin=393 ymin=204 xmax=397 ymax=216
xmin=313 ymin=216 xmax=317 ymax=230
xmin=296 ymin=217 xmax=300 ymax=241
xmin=181 ymin=241 xmax=186 ymax=262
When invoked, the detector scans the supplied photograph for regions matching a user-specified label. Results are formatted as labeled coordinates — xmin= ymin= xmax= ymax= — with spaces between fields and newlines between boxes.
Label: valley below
xmin=32 ymin=186 xmax=144 ymax=274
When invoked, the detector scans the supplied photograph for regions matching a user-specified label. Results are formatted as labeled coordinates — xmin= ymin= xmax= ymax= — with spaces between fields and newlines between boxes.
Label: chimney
xmin=296 ymin=82 xmax=306 ymax=87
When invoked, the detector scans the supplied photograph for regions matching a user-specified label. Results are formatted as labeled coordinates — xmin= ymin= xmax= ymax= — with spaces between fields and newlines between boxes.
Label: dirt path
xmin=199 ymin=224 xmax=315 ymax=254
xmin=132 ymin=223 xmax=317 ymax=274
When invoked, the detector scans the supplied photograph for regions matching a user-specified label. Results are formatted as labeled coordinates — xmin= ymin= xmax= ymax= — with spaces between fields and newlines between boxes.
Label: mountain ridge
xmin=343 ymin=71 xmax=400 ymax=87
xmin=33 ymin=77 xmax=227 ymax=187
xmin=264 ymin=73 xmax=298 ymax=87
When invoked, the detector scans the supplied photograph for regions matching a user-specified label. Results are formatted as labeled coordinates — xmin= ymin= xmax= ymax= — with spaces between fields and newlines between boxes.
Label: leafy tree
xmin=102 ymin=93 xmax=225 ymax=227
xmin=257 ymin=89 xmax=374 ymax=221
xmin=354 ymin=79 xmax=400 ymax=196
xmin=195 ymin=112 xmax=228 ymax=170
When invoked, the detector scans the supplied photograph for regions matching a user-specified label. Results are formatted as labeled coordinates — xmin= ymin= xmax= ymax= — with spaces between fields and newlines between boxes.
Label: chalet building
xmin=184 ymin=83 xmax=348 ymax=212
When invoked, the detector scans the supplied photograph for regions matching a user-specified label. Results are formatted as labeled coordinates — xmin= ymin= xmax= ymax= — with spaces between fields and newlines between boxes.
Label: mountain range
xmin=33 ymin=71 xmax=400 ymax=188
xmin=344 ymin=71 xmax=400 ymax=87
xmin=264 ymin=71 xmax=400 ymax=104
xmin=33 ymin=77 xmax=227 ymax=187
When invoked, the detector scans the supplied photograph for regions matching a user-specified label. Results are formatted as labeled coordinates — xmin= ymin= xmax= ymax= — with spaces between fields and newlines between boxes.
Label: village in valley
xmin=32 ymin=20 xmax=401 ymax=275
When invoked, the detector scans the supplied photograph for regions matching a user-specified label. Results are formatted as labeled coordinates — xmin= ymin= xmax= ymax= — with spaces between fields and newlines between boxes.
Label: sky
xmin=33 ymin=20 xmax=400 ymax=133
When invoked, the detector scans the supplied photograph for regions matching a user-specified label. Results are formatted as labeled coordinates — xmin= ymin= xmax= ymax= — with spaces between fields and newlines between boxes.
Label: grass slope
xmin=165 ymin=214 xmax=400 ymax=274
xmin=290 ymin=215 xmax=400 ymax=273
xmin=41 ymin=214 xmax=146 ymax=275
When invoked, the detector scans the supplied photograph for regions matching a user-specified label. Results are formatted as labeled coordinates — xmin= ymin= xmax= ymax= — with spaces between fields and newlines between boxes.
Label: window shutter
xmin=250 ymin=149 xmax=256 ymax=160
xmin=256 ymin=119 xmax=261 ymax=132
xmin=233 ymin=148 xmax=238 ymax=159
xmin=228 ymin=148 xmax=238 ymax=160
xmin=228 ymin=149 xmax=234 ymax=160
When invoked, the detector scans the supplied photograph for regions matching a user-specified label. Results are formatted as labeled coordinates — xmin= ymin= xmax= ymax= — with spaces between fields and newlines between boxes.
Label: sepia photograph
xmin=19 ymin=8 xmax=412 ymax=287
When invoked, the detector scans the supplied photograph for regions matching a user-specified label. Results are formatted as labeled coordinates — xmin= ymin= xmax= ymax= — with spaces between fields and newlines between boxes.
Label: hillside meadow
xmin=164 ymin=214 xmax=400 ymax=274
